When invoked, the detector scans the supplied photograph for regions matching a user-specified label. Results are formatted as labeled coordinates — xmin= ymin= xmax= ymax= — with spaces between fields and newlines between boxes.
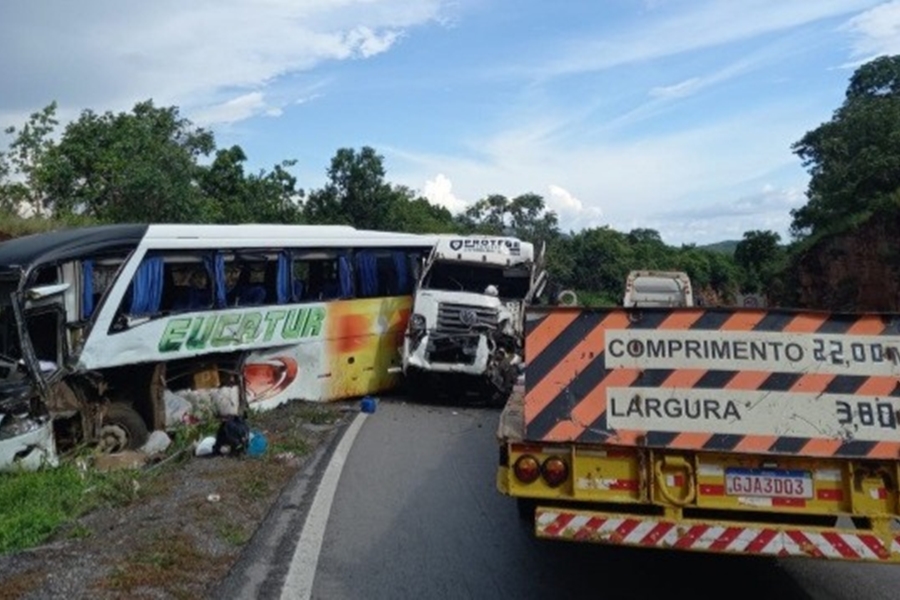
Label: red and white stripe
xmin=535 ymin=510 xmax=893 ymax=561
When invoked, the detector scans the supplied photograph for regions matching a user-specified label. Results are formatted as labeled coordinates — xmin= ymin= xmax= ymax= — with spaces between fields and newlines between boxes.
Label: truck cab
xmin=402 ymin=235 xmax=546 ymax=405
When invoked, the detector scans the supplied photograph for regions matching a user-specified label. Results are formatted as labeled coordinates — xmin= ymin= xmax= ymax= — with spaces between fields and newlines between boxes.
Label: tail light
xmin=541 ymin=456 xmax=568 ymax=488
xmin=513 ymin=455 xmax=541 ymax=484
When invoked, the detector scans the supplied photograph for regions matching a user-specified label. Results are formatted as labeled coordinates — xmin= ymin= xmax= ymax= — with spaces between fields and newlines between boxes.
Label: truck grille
xmin=436 ymin=302 xmax=499 ymax=333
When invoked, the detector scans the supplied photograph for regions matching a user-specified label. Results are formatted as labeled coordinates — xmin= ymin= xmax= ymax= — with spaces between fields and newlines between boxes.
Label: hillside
xmin=774 ymin=211 xmax=900 ymax=311
xmin=698 ymin=239 xmax=739 ymax=255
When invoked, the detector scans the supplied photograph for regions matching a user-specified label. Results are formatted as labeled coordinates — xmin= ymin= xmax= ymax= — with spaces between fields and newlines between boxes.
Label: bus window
xmin=292 ymin=252 xmax=353 ymax=301
xmin=224 ymin=258 xmax=267 ymax=306
xmin=167 ymin=262 xmax=214 ymax=312
xmin=82 ymin=257 xmax=126 ymax=320
xmin=116 ymin=254 xmax=214 ymax=322
xmin=355 ymin=250 xmax=412 ymax=297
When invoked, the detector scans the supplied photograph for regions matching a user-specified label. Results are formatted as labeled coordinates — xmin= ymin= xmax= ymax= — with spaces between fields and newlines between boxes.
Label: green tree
xmin=790 ymin=55 xmax=900 ymax=237
xmin=385 ymin=185 xmax=458 ymax=233
xmin=200 ymin=146 xmax=303 ymax=224
xmin=39 ymin=100 xmax=216 ymax=222
xmin=0 ymin=102 xmax=59 ymax=215
xmin=626 ymin=228 xmax=668 ymax=269
xmin=304 ymin=147 xmax=397 ymax=230
xmin=568 ymin=227 xmax=634 ymax=303
xmin=458 ymin=192 xmax=559 ymax=243
xmin=734 ymin=229 xmax=784 ymax=293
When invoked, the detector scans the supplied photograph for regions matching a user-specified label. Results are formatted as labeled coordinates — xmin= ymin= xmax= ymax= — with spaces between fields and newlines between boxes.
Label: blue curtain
xmin=276 ymin=251 xmax=291 ymax=304
xmin=82 ymin=260 xmax=95 ymax=319
xmin=204 ymin=253 xmax=226 ymax=308
xmin=129 ymin=256 xmax=164 ymax=315
xmin=354 ymin=252 xmax=378 ymax=297
xmin=339 ymin=255 xmax=353 ymax=298
xmin=392 ymin=251 xmax=409 ymax=295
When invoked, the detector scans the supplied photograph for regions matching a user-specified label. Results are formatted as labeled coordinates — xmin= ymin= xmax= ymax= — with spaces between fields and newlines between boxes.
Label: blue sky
xmin=2 ymin=1 xmax=899 ymax=245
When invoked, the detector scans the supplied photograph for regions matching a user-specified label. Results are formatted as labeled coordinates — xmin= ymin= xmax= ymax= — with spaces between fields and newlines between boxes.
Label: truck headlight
xmin=409 ymin=313 xmax=426 ymax=331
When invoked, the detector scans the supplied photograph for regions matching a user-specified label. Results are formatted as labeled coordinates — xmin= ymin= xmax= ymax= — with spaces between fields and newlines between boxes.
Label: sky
xmin=2 ymin=1 xmax=899 ymax=246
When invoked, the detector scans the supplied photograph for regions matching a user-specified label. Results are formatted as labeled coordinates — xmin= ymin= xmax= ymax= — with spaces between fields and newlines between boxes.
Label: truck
xmin=497 ymin=302 xmax=900 ymax=562
xmin=402 ymin=234 xmax=547 ymax=405
xmin=623 ymin=269 xmax=693 ymax=307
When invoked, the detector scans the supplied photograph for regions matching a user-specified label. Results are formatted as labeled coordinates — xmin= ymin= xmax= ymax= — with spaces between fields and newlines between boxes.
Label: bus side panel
xmin=244 ymin=296 xmax=412 ymax=410
xmin=325 ymin=296 xmax=411 ymax=399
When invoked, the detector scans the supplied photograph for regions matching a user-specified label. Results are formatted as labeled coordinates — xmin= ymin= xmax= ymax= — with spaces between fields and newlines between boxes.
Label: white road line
xmin=280 ymin=412 xmax=368 ymax=600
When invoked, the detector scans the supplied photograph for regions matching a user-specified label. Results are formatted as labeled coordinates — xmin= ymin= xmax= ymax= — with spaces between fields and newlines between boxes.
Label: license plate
xmin=724 ymin=468 xmax=813 ymax=499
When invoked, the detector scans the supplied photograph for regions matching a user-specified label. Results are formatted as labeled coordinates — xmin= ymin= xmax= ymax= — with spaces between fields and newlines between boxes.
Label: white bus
xmin=0 ymin=224 xmax=436 ymax=468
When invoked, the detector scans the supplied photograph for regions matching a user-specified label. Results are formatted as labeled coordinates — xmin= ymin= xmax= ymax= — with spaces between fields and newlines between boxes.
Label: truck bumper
xmin=533 ymin=506 xmax=900 ymax=562
xmin=404 ymin=334 xmax=489 ymax=375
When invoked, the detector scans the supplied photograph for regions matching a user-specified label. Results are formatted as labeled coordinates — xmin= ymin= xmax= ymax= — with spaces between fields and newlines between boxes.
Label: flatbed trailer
xmin=497 ymin=305 xmax=900 ymax=562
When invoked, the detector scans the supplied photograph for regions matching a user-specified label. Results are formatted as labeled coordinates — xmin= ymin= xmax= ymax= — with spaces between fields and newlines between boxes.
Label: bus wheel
xmin=98 ymin=403 xmax=149 ymax=453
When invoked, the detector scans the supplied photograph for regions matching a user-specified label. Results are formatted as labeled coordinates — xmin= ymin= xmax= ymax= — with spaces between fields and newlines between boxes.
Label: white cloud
xmin=843 ymin=0 xmax=900 ymax=60
xmin=192 ymin=92 xmax=269 ymax=126
xmin=546 ymin=185 xmax=605 ymax=232
xmin=389 ymin=95 xmax=813 ymax=246
xmin=650 ymin=77 xmax=703 ymax=99
xmin=532 ymin=0 xmax=881 ymax=78
xmin=0 ymin=0 xmax=449 ymax=125
xmin=422 ymin=173 xmax=468 ymax=213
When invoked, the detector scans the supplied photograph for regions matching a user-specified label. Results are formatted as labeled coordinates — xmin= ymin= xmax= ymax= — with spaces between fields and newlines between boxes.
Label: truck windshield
xmin=423 ymin=261 xmax=531 ymax=298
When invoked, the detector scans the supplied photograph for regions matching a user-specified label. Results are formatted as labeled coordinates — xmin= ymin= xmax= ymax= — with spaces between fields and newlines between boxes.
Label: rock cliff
xmin=780 ymin=213 xmax=900 ymax=311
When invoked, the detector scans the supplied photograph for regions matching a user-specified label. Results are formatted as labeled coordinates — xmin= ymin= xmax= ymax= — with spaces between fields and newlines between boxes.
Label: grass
xmin=0 ymin=462 xmax=146 ymax=555
xmin=99 ymin=531 xmax=228 ymax=599
xmin=0 ymin=211 xmax=98 ymax=240
xmin=0 ymin=399 xmax=344 ymax=559
xmin=0 ymin=466 xmax=89 ymax=554
xmin=296 ymin=404 xmax=339 ymax=425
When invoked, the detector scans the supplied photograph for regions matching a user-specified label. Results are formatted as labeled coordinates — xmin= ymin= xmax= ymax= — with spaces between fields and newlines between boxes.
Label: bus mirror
xmin=26 ymin=283 xmax=71 ymax=300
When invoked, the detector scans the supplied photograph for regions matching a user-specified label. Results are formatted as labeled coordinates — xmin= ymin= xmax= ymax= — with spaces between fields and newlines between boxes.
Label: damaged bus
xmin=0 ymin=224 xmax=436 ymax=470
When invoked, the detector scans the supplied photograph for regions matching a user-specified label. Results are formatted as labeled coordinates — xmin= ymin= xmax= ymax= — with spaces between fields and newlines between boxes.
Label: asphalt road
xmin=223 ymin=397 xmax=900 ymax=599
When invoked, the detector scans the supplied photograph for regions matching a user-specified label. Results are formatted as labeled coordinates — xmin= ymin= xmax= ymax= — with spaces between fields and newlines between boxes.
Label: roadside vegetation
xmin=0 ymin=401 xmax=340 ymax=556
xmin=0 ymin=463 xmax=145 ymax=554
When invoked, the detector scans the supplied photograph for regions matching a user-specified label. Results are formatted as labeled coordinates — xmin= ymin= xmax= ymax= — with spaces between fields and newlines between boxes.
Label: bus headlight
xmin=409 ymin=313 xmax=426 ymax=332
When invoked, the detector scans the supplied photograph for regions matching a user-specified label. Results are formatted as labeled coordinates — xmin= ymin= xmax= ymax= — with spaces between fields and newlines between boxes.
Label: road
xmin=224 ymin=397 xmax=900 ymax=599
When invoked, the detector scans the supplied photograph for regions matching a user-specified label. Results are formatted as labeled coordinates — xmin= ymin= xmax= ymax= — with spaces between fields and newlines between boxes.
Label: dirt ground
xmin=0 ymin=399 xmax=355 ymax=600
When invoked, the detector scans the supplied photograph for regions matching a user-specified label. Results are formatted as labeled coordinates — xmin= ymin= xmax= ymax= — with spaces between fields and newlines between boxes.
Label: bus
xmin=0 ymin=224 xmax=437 ymax=468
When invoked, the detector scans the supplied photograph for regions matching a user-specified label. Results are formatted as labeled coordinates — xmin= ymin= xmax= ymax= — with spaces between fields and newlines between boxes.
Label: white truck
xmin=622 ymin=269 xmax=693 ymax=307
xmin=402 ymin=235 xmax=547 ymax=405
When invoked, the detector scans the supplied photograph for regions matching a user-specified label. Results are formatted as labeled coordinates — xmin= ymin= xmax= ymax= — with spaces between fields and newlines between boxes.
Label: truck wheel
xmin=98 ymin=403 xmax=149 ymax=453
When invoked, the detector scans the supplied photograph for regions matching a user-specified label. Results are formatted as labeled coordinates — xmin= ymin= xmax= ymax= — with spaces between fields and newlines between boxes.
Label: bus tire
xmin=98 ymin=402 xmax=149 ymax=453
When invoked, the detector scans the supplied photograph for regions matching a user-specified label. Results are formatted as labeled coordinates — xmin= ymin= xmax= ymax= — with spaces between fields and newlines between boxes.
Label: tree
xmin=0 ymin=102 xmax=59 ymax=215
xmin=458 ymin=192 xmax=560 ymax=243
xmin=200 ymin=146 xmax=303 ymax=224
xmin=568 ymin=227 xmax=634 ymax=303
xmin=731 ymin=230 xmax=784 ymax=294
xmin=626 ymin=228 xmax=667 ymax=269
xmin=39 ymin=100 xmax=216 ymax=222
xmin=790 ymin=55 xmax=900 ymax=237
xmin=384 ymin=185 xmax=458 ymax=233
xmin=304 ymin=147 xmax=397 ymax=230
